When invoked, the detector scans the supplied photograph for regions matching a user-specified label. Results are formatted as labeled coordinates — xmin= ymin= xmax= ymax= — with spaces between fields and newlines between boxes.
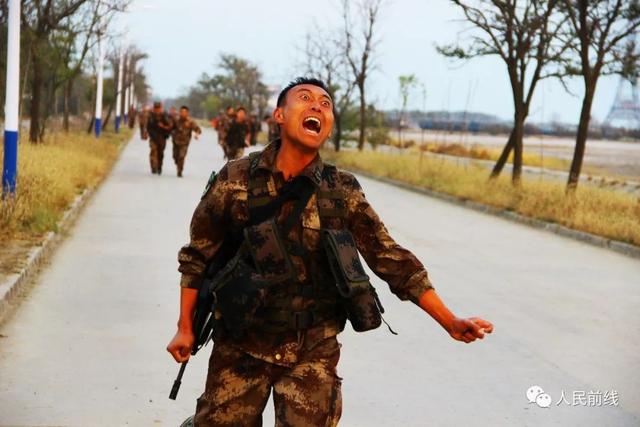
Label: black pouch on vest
xmin=211 ymin=249 xmax=269 ymax=339
xmin=243 ymin=218 xmax=295 ymax=283
xmin=213 ymin=219 xmax=295 ymax=339
xmin=322 ymin=228 xmax=384 ymax=332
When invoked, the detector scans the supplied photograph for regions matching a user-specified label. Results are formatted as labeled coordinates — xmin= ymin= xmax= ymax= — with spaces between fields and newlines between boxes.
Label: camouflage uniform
xmin=138 ymin=109 xmax=149 ymax=140
xmin=178 ymin=141 xmax=434 ymax=426
xmin=146 ymin=112 xmax=173 ymax=174
xmin=266 ymin=117 xmax=280 ymax=143
xmin=216 ymin=113 xmax=233 ymax=154
xmin=172 ymin=118 xmax=202 ymax=176
xmin=249 ymin=115 xmax=260 ymax=146
xmin=224 ymin=119 xmax=250 ymax=160
xmin=128 ymin=106 xmax=137 ymax=129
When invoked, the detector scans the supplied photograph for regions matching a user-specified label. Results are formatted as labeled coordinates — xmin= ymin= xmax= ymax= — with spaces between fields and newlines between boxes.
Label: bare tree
xmin=342 ymin=0 xmax=384 ymax=151
xmin=21 ymin=0 xmax=129 ymax=141
xmin=302 ymin=25 xmax=355 ymax=151
xmin=439 ymin=0 xmax=567 ymax=184
xmin=398 ymin=74 xmax=418 ymax=146
xmin=559 ymin=0 xmax=640 ymax=190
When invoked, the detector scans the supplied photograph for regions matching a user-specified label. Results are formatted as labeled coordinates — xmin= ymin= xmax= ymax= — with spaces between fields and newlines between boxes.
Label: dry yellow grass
xmin=385 ymin=138 xmax=606 ymax=174
xmin=322 ymin=149 xmax=640 ymax=246
xmin=0 ymin=128 xmax=131 ymax=243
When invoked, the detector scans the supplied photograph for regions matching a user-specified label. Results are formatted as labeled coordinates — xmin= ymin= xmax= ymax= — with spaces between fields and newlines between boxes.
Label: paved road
xmin=1 ymin=129 xmax=639 ymax=426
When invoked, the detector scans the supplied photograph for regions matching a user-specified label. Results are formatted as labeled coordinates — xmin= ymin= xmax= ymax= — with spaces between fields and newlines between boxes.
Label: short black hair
xmin=276 ymin=77 xmax=331 ymax=107
xmin=225 ymin=105 xmax=233 ymax=111
xmin=236 ymin=107 xmax=246 ymax=113
xmin=180 ymin=105 xmax=189 ymax=111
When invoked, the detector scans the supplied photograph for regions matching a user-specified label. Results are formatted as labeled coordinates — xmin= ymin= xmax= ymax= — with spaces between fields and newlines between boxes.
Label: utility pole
xmin=2 ymin=0 xmax=20 ymax=197
xmin=94 ymin=32 xmax=105 ymax=137
xmin=115 ymin=48 xmax=124 ymax=132
xmin=124 ymin=55 xmax=130 ymax=123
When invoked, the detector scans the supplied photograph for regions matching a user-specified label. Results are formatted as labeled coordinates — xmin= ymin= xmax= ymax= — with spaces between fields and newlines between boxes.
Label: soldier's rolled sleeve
xmin=342 ymin=173 xmax=434 ymax=304
xmin=177 ymin=166 xmax=230 ymax=289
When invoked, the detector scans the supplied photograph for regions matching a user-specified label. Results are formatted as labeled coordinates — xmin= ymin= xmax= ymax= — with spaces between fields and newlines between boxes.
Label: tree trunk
xmin=102 ymin=103 xmax=113 ymax=129
xmin=29 ymin=53 xmax=43 ymax=143
xmin=567 ymin=83 xmax=596 ymax=190
xmin=357 ymin=83 xmax=366 ymax=151
xmin=489 ymin=129 xmax=515 ymax=179
xmin=63 ymin=79 xmax=73 ymax=132
xmin=333 ymin=110 xmax=342 ymax=152
xmin=87 ymin=116 xmax=94 ymax=134
xmin=512 ymin=110 xmax=525 ymax=184
xmin=87 ymin=86 xmax=96 ymax=134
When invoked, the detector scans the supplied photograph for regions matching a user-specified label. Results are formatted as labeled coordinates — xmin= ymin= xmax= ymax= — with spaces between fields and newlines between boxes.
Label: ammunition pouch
xmin=322 ymin=229 xmax=384 ymax=332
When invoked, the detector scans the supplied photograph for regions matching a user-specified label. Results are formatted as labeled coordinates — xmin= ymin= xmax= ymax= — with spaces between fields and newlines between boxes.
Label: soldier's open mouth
xmin=302 ymin=117 xmax=321 ymax=135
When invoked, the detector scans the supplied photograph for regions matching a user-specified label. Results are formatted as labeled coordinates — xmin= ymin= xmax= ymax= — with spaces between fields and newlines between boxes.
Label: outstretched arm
xmin=418 ymin=289 xmax=493 ymax=343
xmin=342 ymin=172 xmax=493 ymax=343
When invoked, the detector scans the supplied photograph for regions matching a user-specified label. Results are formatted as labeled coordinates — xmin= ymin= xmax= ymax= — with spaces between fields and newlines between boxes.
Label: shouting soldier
xmin=167 ymin=77 xmax=493 ymax=426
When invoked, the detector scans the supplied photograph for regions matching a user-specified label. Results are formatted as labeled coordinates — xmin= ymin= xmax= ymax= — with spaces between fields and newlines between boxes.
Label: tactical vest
xmin=243 ymin=151 xmax=349 ymax=333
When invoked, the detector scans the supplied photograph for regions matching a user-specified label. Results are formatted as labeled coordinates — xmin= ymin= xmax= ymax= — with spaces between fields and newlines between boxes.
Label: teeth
xmin=304 ymin=117 xmax=320 ymax=126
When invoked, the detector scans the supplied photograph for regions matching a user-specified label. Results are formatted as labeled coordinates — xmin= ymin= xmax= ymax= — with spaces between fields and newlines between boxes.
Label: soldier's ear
xmin=273 ymin=107 xmax=285 ymax=125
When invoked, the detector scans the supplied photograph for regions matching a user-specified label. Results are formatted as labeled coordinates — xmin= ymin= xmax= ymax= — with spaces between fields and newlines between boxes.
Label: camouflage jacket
xmin=178 ymin=141 xmax=434 ymax=366
xmin=173 ymin=118 xmax=201 ymax=145
xmin=216 ymin=114 xmax=233 ymax=139
xmin=225 ymin=120 xmax=250 ymax=148
xmin=146 ymin=112 xmax=173 ymax=140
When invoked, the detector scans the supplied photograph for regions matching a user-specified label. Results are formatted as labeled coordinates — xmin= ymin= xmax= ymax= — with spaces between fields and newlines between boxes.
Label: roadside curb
xmin=0 ymin=188 xmax=95 ymax=324
xmin=0 ymin=189 xmax=94 ymax=325
xmin=0 ymin=134 xmax=131 ymax=326
xmin=349 ymin=168 xmax=640 ymax=260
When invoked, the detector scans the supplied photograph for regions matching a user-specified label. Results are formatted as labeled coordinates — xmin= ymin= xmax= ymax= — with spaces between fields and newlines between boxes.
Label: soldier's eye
xmin=301 ymin=94 xmax=310 ymax=101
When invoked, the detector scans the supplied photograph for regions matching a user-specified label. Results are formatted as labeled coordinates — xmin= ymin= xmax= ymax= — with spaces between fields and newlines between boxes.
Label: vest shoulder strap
xmin=317 ymin=164 xmax=347 ymax=223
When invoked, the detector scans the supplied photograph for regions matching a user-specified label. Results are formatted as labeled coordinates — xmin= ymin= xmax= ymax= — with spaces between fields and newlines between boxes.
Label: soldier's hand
xmin=167 ymin=329 xmax=195 ymax=363
xmin=448 ymin=316 xmax=493 ymax=343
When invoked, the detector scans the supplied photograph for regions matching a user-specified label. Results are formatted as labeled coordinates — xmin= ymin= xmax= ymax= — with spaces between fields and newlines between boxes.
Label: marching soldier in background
xmin=146 ymin=101 xmax=173 ymax=175
xmin=139 ymin=105 xmax=150 ymax=140
xmin=128 ymin=105 xmax=137 ymax=129
xmin=168 ymin=106 xmax=178 ymax=129
xmin=249 ymin=112 xmax=260 ymax=146
xmin=224 ymin=106 xmax=250 ymax=160
xmin=172 ymin=106 xmax=202 ymax=178
xmin=216 ymin=106 xmax=235 ymax=158
xmin=168 ymin=77 xmax=493 ymax=426
xmin=265 ymin=113 xmax=279 ymax=143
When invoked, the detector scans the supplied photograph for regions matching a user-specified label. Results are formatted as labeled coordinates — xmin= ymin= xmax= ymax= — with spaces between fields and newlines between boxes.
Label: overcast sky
xmin=121 ymin=0 xmax=618 ymax=125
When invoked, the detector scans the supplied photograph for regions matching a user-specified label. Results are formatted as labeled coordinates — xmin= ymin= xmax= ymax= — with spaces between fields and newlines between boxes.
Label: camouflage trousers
xmin=192 ymin=339 xmax=342 ymax=427
xmin=172 ymin=141 xmax=190 ymax=174
xmin=149 ymin=138 xmax=167 ymax=173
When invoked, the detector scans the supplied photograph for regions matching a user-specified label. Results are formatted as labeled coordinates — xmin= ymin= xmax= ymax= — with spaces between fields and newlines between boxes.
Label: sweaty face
xmin=179 ymin=109 xmax=188 ymax=119
xmin=236 ymin=110 xmax=246 ymax=122
xmin=275 ymin=84 xmax=334 ymax=151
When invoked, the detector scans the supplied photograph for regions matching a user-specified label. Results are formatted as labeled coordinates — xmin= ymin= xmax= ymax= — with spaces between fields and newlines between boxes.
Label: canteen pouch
xmin=322 ymin=228 xmax=383 ymax=332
